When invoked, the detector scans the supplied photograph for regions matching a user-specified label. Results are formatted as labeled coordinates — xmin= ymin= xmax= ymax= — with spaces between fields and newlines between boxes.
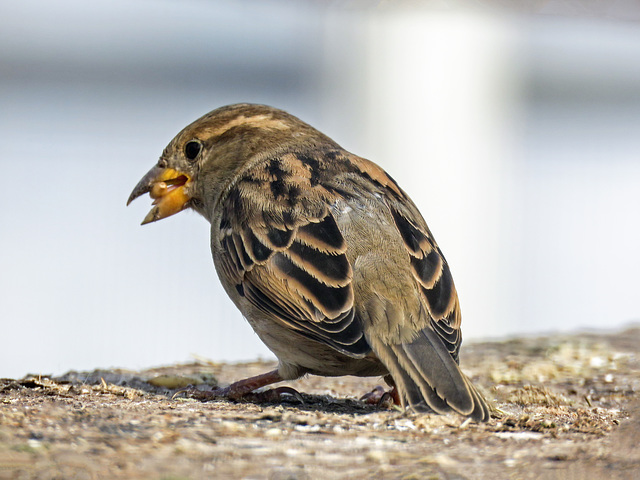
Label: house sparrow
xmin=128 ymin=104 xmax=490 ymax=421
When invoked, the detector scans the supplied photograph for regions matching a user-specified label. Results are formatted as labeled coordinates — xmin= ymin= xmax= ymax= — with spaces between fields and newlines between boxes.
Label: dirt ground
xmin=1 ymin=326 xmax=639 ymax=480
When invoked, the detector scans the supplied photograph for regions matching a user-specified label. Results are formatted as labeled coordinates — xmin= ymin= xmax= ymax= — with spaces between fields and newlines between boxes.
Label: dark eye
xmin=184 ymin=140 xmax=202 ymax=161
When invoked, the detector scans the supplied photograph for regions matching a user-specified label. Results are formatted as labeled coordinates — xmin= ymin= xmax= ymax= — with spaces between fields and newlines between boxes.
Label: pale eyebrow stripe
xmin=205 ymin=114 xmax=291 ymax=137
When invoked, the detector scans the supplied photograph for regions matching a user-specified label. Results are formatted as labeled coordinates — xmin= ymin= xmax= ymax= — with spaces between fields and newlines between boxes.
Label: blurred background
xmin=1 ymin=1 xmax=639 ymax=379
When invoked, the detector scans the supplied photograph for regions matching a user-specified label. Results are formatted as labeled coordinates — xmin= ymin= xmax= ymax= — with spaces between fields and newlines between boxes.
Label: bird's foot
xmin=172 ymin=369 xmax=304 ymax=405
xmin=172 ymin=385 xmax=230 ymax=401
xmin=240 ymin=386 xmax=305 ymax=404
xmin=360 ymin=385 xmax=400 ymax=409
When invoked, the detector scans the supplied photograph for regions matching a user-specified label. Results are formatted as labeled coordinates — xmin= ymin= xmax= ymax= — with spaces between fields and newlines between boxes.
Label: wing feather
xmin=343 ymin=154 xmax=486 ymax=419
xmin=387 ymin=203 xmax=463 ymax=361
xmin=217 ymin=152 xmax=369 ymax=357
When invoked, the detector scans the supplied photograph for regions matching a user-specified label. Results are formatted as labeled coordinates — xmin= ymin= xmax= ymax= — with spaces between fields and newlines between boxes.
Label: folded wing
xmin=216 ymin=152 xmax=369 ymax=357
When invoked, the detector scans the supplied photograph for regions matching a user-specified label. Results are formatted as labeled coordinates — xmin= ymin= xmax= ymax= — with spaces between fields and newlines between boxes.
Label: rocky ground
xmin=1 ymin=326 xmax=639 ymax=480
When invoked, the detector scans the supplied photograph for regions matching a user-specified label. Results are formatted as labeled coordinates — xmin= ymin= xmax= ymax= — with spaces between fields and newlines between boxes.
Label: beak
xmin=127 ymin=165 xmax=192 ymax=225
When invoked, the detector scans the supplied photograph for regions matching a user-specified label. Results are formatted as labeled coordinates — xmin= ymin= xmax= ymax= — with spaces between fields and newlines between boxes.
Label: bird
xmin=127 ymin=103 xmax=490 ymax=421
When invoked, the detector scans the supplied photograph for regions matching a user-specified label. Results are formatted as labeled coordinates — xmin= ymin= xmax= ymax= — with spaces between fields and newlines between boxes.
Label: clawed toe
xmin=361 ymin=385 xmax=399 ymax=409
xmin=171 ymin=382 xmax=304 ymax=405
xmin=242 ymin=386 xmax=305 ymax=404
xmin=360 ymin=385 xmax=385 ymax=404
xmin=172 ymin=385 xmax=230 ymax=401
xmin=171 ymin=369 xmax=304 ymax=405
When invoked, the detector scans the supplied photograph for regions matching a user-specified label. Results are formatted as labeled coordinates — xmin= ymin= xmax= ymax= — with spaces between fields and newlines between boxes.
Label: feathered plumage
xmin=128 ymin=103 xmax=490 ymax=421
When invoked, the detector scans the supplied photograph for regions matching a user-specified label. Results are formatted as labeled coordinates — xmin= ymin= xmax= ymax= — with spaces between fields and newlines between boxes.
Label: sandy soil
xmin=1 ymin=326 xmax=639 ymax=479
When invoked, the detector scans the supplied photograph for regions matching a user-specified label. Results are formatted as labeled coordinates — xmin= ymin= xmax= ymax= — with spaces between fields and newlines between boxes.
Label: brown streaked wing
xmin=320 ymin=150 xmax=463 ymax=360
xmin=217 ymin=153 xmax=370 ymax=358
xmin=388 ymin=204 xmax=462 ymax=360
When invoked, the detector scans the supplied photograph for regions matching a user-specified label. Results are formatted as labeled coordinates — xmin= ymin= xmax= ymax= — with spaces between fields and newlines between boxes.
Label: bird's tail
xmin=369 ymin=327 xmax=490 ymax=422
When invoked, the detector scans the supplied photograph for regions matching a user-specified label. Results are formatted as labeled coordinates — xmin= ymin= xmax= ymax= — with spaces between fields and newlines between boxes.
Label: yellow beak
xmin=127 ymin=166 xmax=192 ymax=225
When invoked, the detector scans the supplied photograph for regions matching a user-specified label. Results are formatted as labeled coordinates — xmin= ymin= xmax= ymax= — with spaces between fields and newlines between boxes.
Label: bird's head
xmin=127 ymin=103 xmax=334 ymax=224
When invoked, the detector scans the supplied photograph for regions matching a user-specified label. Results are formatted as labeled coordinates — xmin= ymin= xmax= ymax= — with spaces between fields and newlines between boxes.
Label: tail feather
xmin=376 ymin=340 xmax=450 ymax=413
xmin=375 ymin=342 xmax=427 ymax=408
xmin=402 ymin=328 xmax=474 ymax=415
xmin=368 ymin=328 xmax=490 ymax=422
xmin=389 ymin=343 xmax=453 ymax=414
xmin=464 ymin=376 xmax=491 ymax=422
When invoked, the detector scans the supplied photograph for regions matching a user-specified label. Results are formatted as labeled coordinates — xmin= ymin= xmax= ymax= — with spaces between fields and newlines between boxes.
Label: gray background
xmin=1 ymin=0 xmax=639 ymax=378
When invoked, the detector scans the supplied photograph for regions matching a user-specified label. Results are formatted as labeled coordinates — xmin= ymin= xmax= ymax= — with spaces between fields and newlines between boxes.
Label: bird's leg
xmin=227 ymin=370 xmax=304 ymax=402
xmin=360 ymin=375 xmax=401 ymax=408
xmin=173 ymin=369 xmax=304 ymax=404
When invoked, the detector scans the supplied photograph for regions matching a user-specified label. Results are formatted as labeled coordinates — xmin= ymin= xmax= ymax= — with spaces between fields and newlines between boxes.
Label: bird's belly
xmin=243 ymin=307 xmax=387 ymax=379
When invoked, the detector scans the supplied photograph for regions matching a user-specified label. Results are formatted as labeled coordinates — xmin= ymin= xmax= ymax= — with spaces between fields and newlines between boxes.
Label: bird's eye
xmin=184 ymin=140 xmax=202 ymax=161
